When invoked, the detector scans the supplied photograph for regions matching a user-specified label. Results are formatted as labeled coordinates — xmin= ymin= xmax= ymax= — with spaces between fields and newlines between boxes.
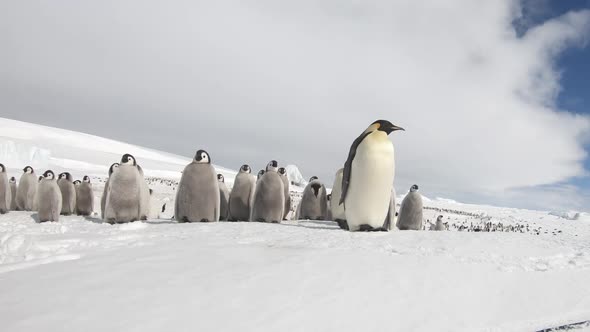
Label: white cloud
xmin=1 ymin=0 xmax=590 ymax=210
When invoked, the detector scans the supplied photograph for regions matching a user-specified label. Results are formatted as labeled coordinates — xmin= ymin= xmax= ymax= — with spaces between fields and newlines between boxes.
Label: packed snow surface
xmin=0 ymin=118 xmax=590 ymax=331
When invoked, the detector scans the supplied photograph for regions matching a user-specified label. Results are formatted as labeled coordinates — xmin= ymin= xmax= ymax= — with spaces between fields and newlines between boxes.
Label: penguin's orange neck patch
xmin=364 ymin=123 xmax=380 ymax=133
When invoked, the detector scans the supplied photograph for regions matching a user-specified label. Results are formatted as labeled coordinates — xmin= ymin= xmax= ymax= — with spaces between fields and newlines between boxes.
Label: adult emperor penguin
xmin=76 ymin=175 xmax=94 ymax=216
xmin=57 ymin=172 xmax=77 ymax=215
xmin=0 ymin=164 xmax=11 ymax=214
xmin=9 ymin=176 xmax=17 ymax=211
xmin=16 ymin=166 xmax=38 ymax=211
xmin=228 ymin=164 xmax=256 ymax=221
xmin=396 ymin=185 xmax=423 ymax=231
xmin=217 ymin=174 xmax=230 ymax=221
xmin=251 ymin=160 xmax=285 ymax=223
xmin=298 ymin=176 xmax=328 ymax=220
xmin=37 ymin=170 xmax=62 ymax=222
xmin=104 ymin=154 xmax=145 ymax=223
xmin=340 ymin=119 xmax=404 ymax=231
xmin=101 ymin=163 xmax=119 ymax=219
xmin=278 ymin=167 xmax=291 ymax=220
xmin=175 ymin=150 xmax=220 ymax=223
xmin=330 ymin=168 xmax=346 ymax=226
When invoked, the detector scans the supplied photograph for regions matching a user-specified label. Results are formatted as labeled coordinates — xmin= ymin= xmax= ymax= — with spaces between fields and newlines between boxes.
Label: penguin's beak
xmin=378 ymin=122 xmax=405 ymax=135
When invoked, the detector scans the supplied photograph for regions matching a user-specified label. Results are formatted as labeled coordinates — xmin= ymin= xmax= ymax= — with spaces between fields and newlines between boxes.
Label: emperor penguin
xmin=101 ymin=163 xmax=119 ymax=219
xmin=257 ymin=170 xmax=265 ymax=181
xmin=330 ymin=168 xmax=346 ymax=226
xmin=251 ymin=160 xmax=285 ymax=223
xmin=326 ymin=194 xmax=333 ymax=220
xmin=57 ymin=172 xmax=77 ymax=215
xmin=434 ymin=215 xmax=445 ymax=231
xmin=298 ymin=176 xmax=328 ymax=220
xmin=228 ymin=164 xmax=256 ymax=221
xmin=0 ymin=163 xmax=11 ymax=214
xmin=76 ymin=175 xmax=94 ymax=216
xmin=16 ymin=166 xmax=38 ymax=211
xmin=9 ymin=177 xmax=17 ymax=211
xmin=217 ymin=174 xmax=230 ymax=221
xmin=104 ymin=154 xmax=144 ymax=223
xmin=278 ymin=167 xmax=291 ymax=220
xmin=37 ymin=170 xmax=62 ymax=222
xmin=340 ymin=120 xmax=404 ymax=231
xmin=175 ymin=150 xmax=220 ymax=223
xmin=396 ymin=185 xmax=424 ymax=231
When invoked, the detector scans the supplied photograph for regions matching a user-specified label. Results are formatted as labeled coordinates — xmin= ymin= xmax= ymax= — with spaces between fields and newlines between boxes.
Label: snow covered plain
xmin=1 ymin=118 xmax=590 ymax=332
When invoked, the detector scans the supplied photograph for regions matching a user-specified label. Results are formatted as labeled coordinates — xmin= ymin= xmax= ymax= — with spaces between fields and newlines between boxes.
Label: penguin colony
xmin=0 ymin=119 xmax=535 ymax=234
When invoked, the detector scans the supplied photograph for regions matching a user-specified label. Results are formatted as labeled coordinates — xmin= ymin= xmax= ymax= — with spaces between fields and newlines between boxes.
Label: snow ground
xmin=1 ymin=118 xmax=590 ymax=331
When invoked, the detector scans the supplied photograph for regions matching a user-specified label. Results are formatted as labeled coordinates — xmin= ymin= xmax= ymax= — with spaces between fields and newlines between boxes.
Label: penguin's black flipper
xmin=340 ymin=131 xmax=371 ymax=206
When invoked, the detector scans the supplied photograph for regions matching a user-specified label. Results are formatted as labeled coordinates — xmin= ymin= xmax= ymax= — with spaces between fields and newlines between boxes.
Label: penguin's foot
xmin=179 ymin=216 xmax=190 ymax=223
xmin=0 ymin=208 xmax=7 ymax=214
xmin=106 ymin=218 xmax=116 ymax=224
xmin=255 ymin=218 xmax=266 ymax=223
xmin=337 ymin=220 xmax=349 ymax=230
xmin=358 ymin=224 xmax=388 ymax=232
xmin=271 ymin=220 xmax=280 ymax=224
xmin=199 ymin=219 xmax=210 ymax=222
xmin=140 ymin=216 xmax=147 ymax=221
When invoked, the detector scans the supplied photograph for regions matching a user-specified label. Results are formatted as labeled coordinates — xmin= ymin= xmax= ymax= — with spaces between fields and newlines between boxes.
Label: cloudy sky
xmin=2 ymin=0 xmax=590 ymax=211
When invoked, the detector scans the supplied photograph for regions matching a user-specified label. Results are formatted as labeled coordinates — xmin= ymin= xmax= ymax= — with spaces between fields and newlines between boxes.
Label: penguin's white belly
xmin=345 ymin=140 xmax=394 ymax=231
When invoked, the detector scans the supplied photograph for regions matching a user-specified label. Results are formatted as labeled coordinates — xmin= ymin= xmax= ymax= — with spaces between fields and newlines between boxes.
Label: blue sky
xmin=518 ymin=1 xmax=590 ymax=192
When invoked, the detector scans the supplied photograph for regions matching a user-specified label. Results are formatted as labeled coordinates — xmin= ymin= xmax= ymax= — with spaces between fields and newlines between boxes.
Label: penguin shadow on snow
xmin=280 ymin=219 xmax=340 ymax=231
xmin=30 ymin=213 xmax=40 ymax=223
xmin=83 ymin=215 xmax=109 ymax=224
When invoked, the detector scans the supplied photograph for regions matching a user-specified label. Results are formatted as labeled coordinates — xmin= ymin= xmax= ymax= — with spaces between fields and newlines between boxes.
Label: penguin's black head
xmin=195 ymin=150 xmax=210 ymax=164
xmin=278 ymin=167 xmax=286 ymax=176
xmin=437 ymin=215 xmax=443 ymax=221
xmin=327 ymin=194 xmax=332 ymax=201
xmin=410 ymin=184 xmax=419 ymax=192
xmin=109 ymin=163 xmax=120 ymax=176
xmin=257 ymin=170 xmax=265 ymax=179
xmin=83 ymin=175 xmax=91 ymax=183
xmin=371 ymin=120 xmax=405 ymax=135
xmin=0 ymin=163 xmax=5 ymax=172
xmin=311 ymin=183 xmax=322 ymax=197
xmin=309 ymin=176 xmax=318 ymax=182
xmin=217 ymin=174 xmax=225 ymax=182
xmin=149 ymin=188 xmax=153 ymax=195
xmin=240 ymin=164 xmax=251 ymax=173
xmin=9 ymin=177 xmax=16 ymax=183
xmin=23 ymin=166 xmax=34 ymax=174
xmin=38 ymin=176 xmax=44 ymax=182
xmin=43 ymin=170 xmax=55 ymax=180
xmin=266 ymin=160 xmax=278 ymax=172
xmin=73 ymin=180 xmax=82 ymax=185
xmin=121 ymin=154 xmax=137 ymax=166
xmin=59 ymin=172 xmax=72 ymax=181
